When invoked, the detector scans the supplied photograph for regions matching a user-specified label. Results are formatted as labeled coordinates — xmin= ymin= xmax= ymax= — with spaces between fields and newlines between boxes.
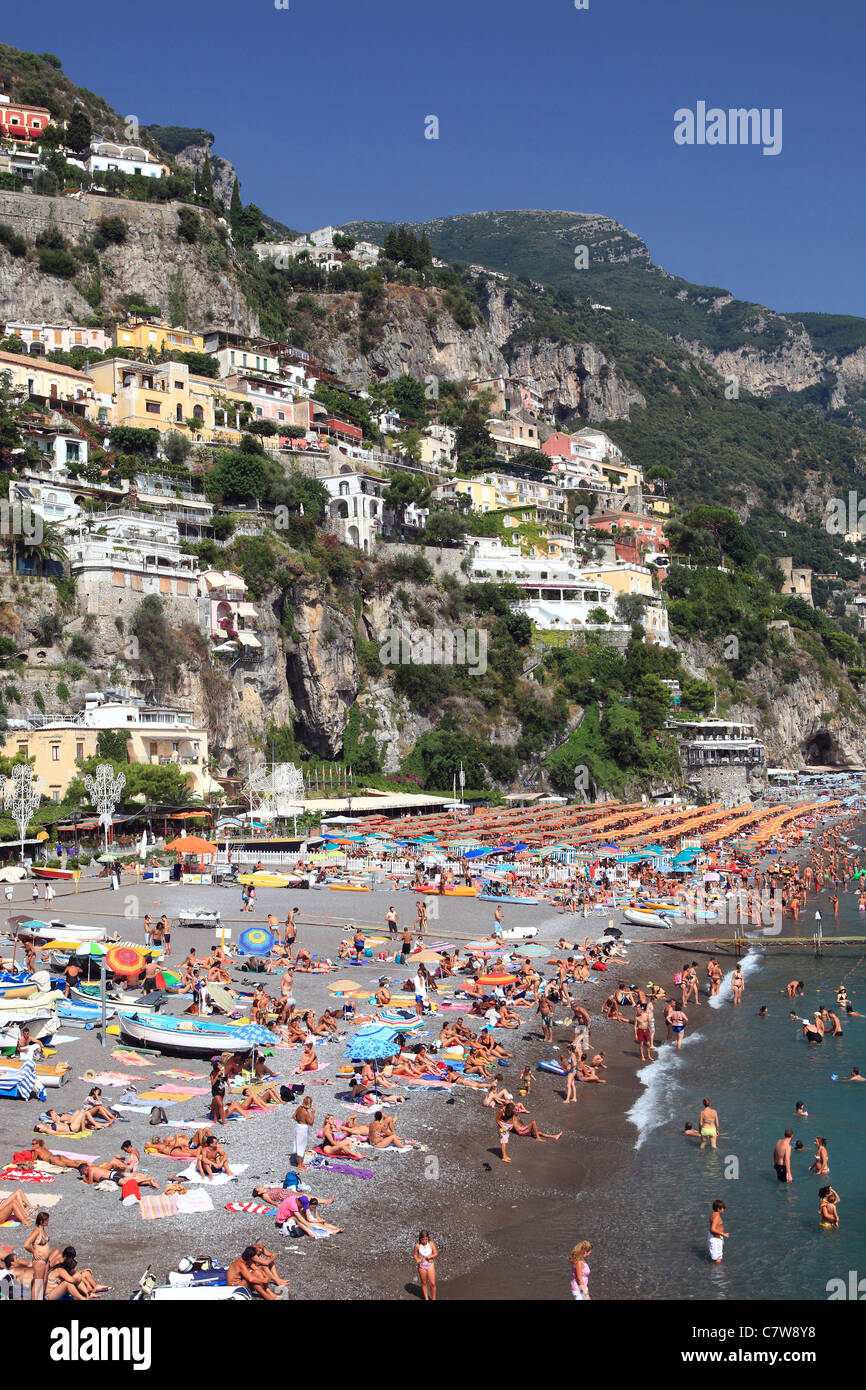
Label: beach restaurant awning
xmin=672 ymin=848 xmax=701 ymax=865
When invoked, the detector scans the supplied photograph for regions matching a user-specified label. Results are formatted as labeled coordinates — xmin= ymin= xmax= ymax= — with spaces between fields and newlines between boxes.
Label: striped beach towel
xmin=140 ymin=1194 xmax=179 ymax=1220
xmin=225 ymin=1201 xmax=275 ymax=1215
xmin=0 ymin=1062 xmax=46 ymax=1102
xmin=111 ymin=1050 xmax=156 ymax=1067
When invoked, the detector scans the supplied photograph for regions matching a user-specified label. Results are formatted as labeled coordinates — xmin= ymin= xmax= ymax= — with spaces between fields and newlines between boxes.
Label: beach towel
xmin=177 ymin=1162 xmax=247 ymax=1187
xmin=307 ymin=1156 xmax=375 ymax=1179
xmin=152 ymin=1083 xmax=210 ymax=1096
xmin=47 ymin=1149 xmax=100 ymax=1164
xmin=139 ymin=1090 xmax=198 ymax=1103
xmin=111 ymin=1050 xmax=156 ymax=1067
xmin=79 ymin=1071 xmax=146 ymax=1085
xmin=158 ymin=1070 xmax=207 ymax=1081
xmin=0 ymin=1188 xmax=62 ymax=1208
xmin=175 ymin=1189 xmax=214 ymax=1215
xmin=140 ymin=1194 xmax=179 ymax=1220
xmin=225 ymin=1201 xmax=275 ymax=1215
xmin=0 ymin=1167 xmax=54 ymax=1183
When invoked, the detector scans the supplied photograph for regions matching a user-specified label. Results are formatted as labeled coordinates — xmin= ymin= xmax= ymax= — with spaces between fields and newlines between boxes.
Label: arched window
xmin=193 ymin=405 xmax=205 ymax=422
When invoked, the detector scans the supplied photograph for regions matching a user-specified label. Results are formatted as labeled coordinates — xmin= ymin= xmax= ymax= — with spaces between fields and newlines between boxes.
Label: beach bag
xmin=673 ymin=971 xmax=683 ymax=986
xmin=13 ymin=1150 xmax=33 ymax=1163
xmin=282 ymin=1170 xmax=301 ymax=1189
xmin=149 ymin=1106 xmax=168 ymax=1126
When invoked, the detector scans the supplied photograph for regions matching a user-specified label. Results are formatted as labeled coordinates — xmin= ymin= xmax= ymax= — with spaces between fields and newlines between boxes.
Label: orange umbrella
xmin=106 ymin=944 xmax=148 ymax=975
xmin=477 ymin=973 xmax=517 ymax=986
xmin=165 ymin=835 xmax=218 ymax=854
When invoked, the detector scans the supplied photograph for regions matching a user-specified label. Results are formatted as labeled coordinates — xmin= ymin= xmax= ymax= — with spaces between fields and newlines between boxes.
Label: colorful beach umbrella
xmin=477 ymin=973 xmax=516 ymax=986
xmin=237 ymin=926 xmax=275 ymax=956
xmin=344 ymin=1025 xmax=398 ymax=1061
xmin=165 ymin=836 xmax=218 ymax=854
xmin=105 ymin=944 xmax=148 ymax=976
xmin=155 ymin=968 xmax=181 ymax=989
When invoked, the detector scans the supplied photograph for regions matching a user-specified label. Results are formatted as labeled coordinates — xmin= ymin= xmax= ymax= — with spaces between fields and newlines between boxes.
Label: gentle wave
xmin=626 ymin=1030 xmax=705 ymax=1149
xmin=708 ymin=947 xmax=764 ymax=1009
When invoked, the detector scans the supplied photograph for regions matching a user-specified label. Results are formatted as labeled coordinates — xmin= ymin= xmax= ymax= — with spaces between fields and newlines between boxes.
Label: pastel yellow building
xmin=0 ymin=348 xmax=95 ymax=416
xmin=2 ymin=699 xmax=217 ymax=803
xmin=113 ymin=320 xmax=205 ymax=353
xmin=89 ymin=358 xmax=248 ymax=445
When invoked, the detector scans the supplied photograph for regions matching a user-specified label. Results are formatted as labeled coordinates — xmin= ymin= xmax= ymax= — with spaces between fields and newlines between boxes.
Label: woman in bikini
xmin=296 ymin=1043 xmax=319 ymax=1073
xmin=23 ymin=1210 xmax=52 ymax=1298
xmin=496 ymin=1102 xmax=562 ymax=1142
xmin=320 ymin=1115 xmax=363 ymax=1158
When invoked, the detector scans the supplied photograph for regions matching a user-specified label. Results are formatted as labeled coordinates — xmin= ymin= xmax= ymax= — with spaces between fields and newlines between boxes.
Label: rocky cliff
xmin=0 ymin=190 xmax=255 ymax=332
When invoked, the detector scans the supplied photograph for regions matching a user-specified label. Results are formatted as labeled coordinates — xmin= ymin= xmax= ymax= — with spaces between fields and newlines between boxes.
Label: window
xmin=175 ymin=381 xmax=183 ymax=391
xmin=66 ymin=442 xmax=79 ymax=462
xmin=51 ymin=788 xmax=60 ymax=804
xmin=76 ymin=742 xmax=84 ymax=760
xmin=149 ymin=331 xmax=157 ymax=343
xmin=176 ymin=404 xmax=183 ymax=423
xmin=18 ymin=744 xmax=28 ymax=758
xmin=146 ymin=401 xmax=160 ymax=415
xmin=278 ymin=411 xmax=285 ymax=422
xmin=193 ymin=405 xmax=204 ymax=422
xmin=51 ymin=745 xmax=60 ymax=762
xmin=255 ymin=407 xmax=262 ymax=417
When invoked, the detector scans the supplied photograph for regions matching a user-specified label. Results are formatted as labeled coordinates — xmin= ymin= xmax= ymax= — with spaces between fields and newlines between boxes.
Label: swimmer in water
xmin=811 ymin=1136 xmax=829 ymax=1175
xmin=795 ymin=1101 xmax=809 ymax=1118
xmin=683 ymin=1121 xmax=701 ymax=1139
xmin=818 ymin=1186 xmax=839 ymax=1228
xmin=758 ymin=1005 xmax=768 ymax=1016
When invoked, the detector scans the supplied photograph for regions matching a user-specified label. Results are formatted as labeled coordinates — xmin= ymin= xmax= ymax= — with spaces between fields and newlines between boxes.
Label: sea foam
xmin=626 ymin=1030 xmax=704 ymax=1150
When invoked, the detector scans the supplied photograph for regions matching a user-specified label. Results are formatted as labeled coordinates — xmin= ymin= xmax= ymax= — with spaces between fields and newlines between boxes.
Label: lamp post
xmin=72 ymin=800 xmax=80 ymax=857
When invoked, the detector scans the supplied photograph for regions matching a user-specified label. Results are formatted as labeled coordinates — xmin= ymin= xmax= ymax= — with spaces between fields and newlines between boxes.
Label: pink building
xmin=5 ymin=322 xmax=111 ymax=355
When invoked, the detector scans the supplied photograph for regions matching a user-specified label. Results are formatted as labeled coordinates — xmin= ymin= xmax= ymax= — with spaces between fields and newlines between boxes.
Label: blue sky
xmin=6 ymin=0 xmax=864 ymax=314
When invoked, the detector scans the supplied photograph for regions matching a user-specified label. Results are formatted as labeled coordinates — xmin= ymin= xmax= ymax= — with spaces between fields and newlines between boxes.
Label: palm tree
xmin=27 ymin=521 xmax=69 ymax=577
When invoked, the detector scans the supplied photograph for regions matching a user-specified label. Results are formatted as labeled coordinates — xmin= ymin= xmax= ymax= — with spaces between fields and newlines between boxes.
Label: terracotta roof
xmin=0 ymin=349 xmax=93 ymax=381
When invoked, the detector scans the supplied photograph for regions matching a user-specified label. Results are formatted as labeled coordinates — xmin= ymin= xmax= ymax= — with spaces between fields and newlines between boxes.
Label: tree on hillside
xmin=384 ymin=471 xmax=431 ymax=531
xmin=66 ymin=107 xmax=93 ymax=155
xmin=205 ymin=448 xmax=268 ymax=504
xmin=455 ymin=401 xmax=497 ymax=473
xmin=131 ymin=595 xmax=178 ymax=701
xmin=685 ymin=505 xmax=743 ymax=567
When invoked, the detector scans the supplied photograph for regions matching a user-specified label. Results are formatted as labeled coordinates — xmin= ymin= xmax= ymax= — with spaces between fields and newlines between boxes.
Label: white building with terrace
xmin=466 ymin=537 xmax=620 ymax=632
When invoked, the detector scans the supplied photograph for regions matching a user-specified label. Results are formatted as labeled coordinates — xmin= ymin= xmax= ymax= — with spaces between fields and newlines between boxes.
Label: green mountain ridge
xmin=342 ymin=209 xmax=866 ymax=361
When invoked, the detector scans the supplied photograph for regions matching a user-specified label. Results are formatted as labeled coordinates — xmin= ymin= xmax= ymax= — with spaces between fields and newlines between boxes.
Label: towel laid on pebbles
xmin=225 ymin=1200 xmax=274 ymax=1215
xmin=175 ymin=1189 xmax=214 ymax=1214
xmin=0 ymin=1188 xmax=63 ymax=1207
xmin=177 ymin=1162 xmax=247 ymax=1187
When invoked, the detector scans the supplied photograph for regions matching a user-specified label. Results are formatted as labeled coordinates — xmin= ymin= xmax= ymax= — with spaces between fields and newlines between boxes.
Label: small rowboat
xmin=119 ymin=1011 xmax=278 ymax=1058
xmin=412 ymin=884 xmax=478 ymax=897
xmin=238 ymin=872 xmax=307 ymax=888
xmin=32 ymin=867 xmax=74 ymax=881
xmin=478 ymin=893 xmax=545 ymax=906
xmin=623 ymin=908 xmax=672 ymax=930
xmin=21 ymin=919 xmax=106 ymax=944
xmin=327 ymin=883 xmax=371 ymax=893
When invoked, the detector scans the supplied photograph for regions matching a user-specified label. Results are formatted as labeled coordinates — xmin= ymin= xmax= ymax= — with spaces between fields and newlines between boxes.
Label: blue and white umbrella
xmin=237 ymin=926 xmax=276 ymax=957
xmin=344 ymin=1025 xmax=399 ymax=1061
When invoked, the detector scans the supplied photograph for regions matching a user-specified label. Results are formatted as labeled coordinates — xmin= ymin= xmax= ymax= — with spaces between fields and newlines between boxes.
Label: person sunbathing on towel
xmin=228 ymin=1246 xmax=279 ymax=1300
xmin=83 ymin=1087 xmax=118 ymax=1125
xmin=147 ymin=1134 xmax=196 ymax=1158
xmin=602 ymin=995 xmax=628 ymax=1022
xmin=236 ymin=1085 xmax=284 ymax=1110
xmin=478 ymin=1029 xmax=511 ymax=1060
xmin=280 ymin=1012 xmax=307 ymax=1046
xmin=29 ymin=1137 xmax=84 ymax=1170
xmin=318 ymin=1008 xmax=340 ymax=1035
xmin=36 ymin=1109 xmax=102 ymax=1135
xmin=207 ymin=961 xmax=232 ymax=984
xmin=367 ymin=1112 xmax=408 ymax=1148
xmin=296 ymin=1043 xmax=319 ymax=1073
xmin=293 ymin=948 xmax=314 ymax=971
xmin=196 ymin=1138 xmax=235 ymax=1179
xmin=496 ymin=1002 xmax=521 ymax=1029
xmin=302 ymin=1010 xmax=328 ymax=1038
xmin=0 ymin=1189 xmax=39 ymax=1224
xmin=375 ymin=981 xmax=392 ymax=1005
xmin=320 ymin=1115 xmax=364 ymax=1158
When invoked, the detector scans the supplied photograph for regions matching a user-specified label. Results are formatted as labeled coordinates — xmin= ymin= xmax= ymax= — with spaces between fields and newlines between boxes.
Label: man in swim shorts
xmin=707 ymin=1199 xmax=729 ymax=1263
xmin=773 ymin=1129 xmax=794 ymax=1183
